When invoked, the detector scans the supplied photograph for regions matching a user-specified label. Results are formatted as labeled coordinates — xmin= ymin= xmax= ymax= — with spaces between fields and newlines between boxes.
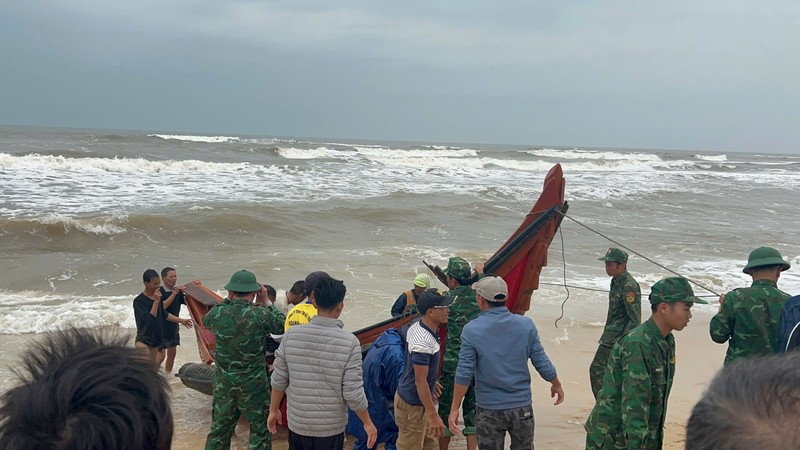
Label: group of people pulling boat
xmin=125 ymin=244 xmax=797 ymax=450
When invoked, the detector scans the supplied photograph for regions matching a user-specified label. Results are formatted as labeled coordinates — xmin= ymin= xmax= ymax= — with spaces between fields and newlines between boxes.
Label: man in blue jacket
xmin=447 ymin=276 xmax=564 ymax=450
xmin=778 ymin=294 xmax=800 ymax=352
xmin=346 ymin=327 xmax=407 ymax=450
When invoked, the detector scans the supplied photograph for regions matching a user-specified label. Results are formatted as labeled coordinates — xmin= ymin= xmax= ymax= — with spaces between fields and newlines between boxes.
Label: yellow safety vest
xmin=402 ymin=290 xmax=417 ymax=314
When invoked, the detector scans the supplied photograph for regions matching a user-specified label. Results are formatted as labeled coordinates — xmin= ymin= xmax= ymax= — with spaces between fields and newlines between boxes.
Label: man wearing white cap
xmin=391 ymin=273 xmax=431 ymax=317
xmin=447 ymin=276 xmax=564 ymax=450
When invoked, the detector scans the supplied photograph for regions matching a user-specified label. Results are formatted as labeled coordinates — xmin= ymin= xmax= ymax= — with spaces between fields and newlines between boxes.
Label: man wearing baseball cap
xmin=395 ymin=289 xmax=455 ymax=449
xmin=710 ymin=246 xmax=792 ymax=365
xmin=204 ymin=269 xmax=286 ymax=450
xmin=284 ymin=271 xmax=331 ymax=331
xmin=591 ymin=247 xmax=641 ymax=398
xmin=585 ymin=277 xmax=707 ymax=450
xmin=391 ymin=273 xmax=432 ymax=317
xmin=447 ymin=276 xmax=564 ymax=450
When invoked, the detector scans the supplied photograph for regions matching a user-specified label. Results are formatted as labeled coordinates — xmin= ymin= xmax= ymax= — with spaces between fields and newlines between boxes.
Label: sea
xmin=1 ymin=125 xmax=799 ymax=445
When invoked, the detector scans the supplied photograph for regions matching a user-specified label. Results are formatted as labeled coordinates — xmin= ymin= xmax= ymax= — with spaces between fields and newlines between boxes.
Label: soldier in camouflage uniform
xmin=590 ymin=248 xmax=641 ymax=398
xmin=204 ymin=270 xmax=286 ymax=450
xmin=710 ymin=246 xmax=791 ymax=365
xmin=439 ymin=257 xmax=480 ymax=450
xmin=585 ymin=277 xmax=707 ymax=450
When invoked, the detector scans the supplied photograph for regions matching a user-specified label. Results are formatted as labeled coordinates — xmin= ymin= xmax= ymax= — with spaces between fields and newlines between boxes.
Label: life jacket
xmin=402 ymin=290 xmax=417 ymax=314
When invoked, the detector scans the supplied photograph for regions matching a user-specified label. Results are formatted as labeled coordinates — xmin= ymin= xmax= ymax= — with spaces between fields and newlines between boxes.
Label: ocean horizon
xmin=2 ymin=124 xmax=799 ymax=336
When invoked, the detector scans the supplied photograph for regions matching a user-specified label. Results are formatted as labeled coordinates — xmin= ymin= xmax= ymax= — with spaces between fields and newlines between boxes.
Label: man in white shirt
xmin=273 ymin=280 xmax=307 ymax=315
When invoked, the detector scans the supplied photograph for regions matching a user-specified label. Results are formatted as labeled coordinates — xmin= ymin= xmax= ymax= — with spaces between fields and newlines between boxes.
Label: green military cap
xmin=649 ymin=277 xmax=708 ymax=305
xmin=224 ymin=269 xmax=261 ymax=293
xmin=444 ymin=257 xmax=472 ymax=281
xmin=742 ymin=246 xmax=791 ymax=274
xmin=598 ymin=247 xmax=628 ymax=263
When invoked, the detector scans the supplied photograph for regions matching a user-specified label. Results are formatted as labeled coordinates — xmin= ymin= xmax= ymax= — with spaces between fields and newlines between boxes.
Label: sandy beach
xmin=0 ymin=293 xmax=734 ymax=449
xmin=158 ymin=308 xmax=725 ymax=450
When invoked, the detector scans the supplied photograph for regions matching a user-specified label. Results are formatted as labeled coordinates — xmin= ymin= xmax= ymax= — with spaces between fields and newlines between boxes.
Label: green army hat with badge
xmin=598 ymin=247 xmax=628 ymax=263
xmin=444 ymin=257 xmax=472 ymax=281
xmin=224 ymin=269 xmax=261 ymax=293
xmin=649 ymin=277 xmax=708 ymax=305
xmin=742 ymin=246 xmax=791 ymax=274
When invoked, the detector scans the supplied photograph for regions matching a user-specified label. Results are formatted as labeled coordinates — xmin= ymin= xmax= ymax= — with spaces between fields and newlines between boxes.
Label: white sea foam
xmin=33 ymin=214 xmax=128 ymax=235
xmin=0 ymin=290 xmax=196 ymax=335
xmin=3 ymin=140 xmax=800 ymax=219
xmin=355 ymin=147 xmax=480 ymax=158
xmin=0 ymin=153 xmax=251 ymax=174
xmin=694 ymin=154 xmax=728 ymax=162
xmin=526 ymin=148 xmax=664 ymax=162
xmin=275 ymin=146 xmax=355 ymax=160
xmin=149 ymin=134 xmax=243 ymax=143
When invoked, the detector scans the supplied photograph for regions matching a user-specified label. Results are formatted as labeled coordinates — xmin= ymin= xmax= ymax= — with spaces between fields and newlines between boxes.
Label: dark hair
xmin=314 ymin=278 xmax=346 ymax=311
xmin=265 ymin=285 xmax=276 ymax=302
xmin=0 ymin=328 xmax=173 ymax=450
xmin=143 ymin=269 xmax=159 ymax=283
xmin=685 ymin=353 xmax=800 ymax=450
xmin=289 ymin=280 xmax=305 ymax=295
xmin=160 ymin=267 xmax=175 ymax=278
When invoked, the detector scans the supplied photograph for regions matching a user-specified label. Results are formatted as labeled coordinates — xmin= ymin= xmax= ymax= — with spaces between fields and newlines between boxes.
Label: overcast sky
xmin=2 ymin=1 xmax=798 ymax=152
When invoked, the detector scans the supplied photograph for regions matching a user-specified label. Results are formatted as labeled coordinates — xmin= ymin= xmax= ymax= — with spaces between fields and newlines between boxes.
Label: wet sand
xmin=163 ymin=311 xmax=724 ymax=449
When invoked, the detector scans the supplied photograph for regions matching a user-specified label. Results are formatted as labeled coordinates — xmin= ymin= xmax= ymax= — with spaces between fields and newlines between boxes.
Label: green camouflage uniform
xmin=203 ymin=299 xmax=285 ymax=450
xmin=585 ymin=277 xmax=707 ymax=450
xmin=590 ymin=270 xmax=641 ymax=398
xmin=585 ymin=318 xmax=674 ymax=450
xmin=438 ymin=257 xmax=480 ymax=434
xmin=710 ymin=279 xmax=790 ymax=365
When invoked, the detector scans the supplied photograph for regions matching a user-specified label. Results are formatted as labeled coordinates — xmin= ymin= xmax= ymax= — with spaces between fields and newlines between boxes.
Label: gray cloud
xmin=2 ymin=1 xmax=798 ymax=152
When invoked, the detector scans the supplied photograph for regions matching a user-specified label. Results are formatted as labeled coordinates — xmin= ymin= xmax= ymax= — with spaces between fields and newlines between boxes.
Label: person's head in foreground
xmin=648 ymin=277 xmax=707 ymax=333
xmin=0 ymin=328 xmax=173 ymax=450
xmin=685 ymin=352 xmax=800 ymax=450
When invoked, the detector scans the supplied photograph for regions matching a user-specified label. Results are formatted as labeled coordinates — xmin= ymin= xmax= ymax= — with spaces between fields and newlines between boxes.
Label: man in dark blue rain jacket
xmin=346 ymin=327 xmax=406 ymax=450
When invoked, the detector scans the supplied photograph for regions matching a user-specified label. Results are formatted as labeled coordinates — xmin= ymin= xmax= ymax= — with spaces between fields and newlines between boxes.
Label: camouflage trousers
xmin=438 ymin=371 xmax=476 ymax=434
xmin=475 ymin=405 xmax=535 ymax=450
xmin=589 ymin=343 xmax=613 ymax=399
xmin=205 ymin=375 xmax=271 ymax=450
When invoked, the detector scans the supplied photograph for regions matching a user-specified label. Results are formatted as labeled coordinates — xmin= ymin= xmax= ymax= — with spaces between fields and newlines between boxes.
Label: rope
xmin=556 ymin=211 xmax=721 ymax=297
xmin=554 ymin=227 xmax=570 ymax=328
xmin=539 ymin=282 xmax=719 ymax=297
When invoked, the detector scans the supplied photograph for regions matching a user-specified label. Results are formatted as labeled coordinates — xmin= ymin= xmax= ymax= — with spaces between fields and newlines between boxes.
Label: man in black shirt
xmin=159 ymin=266 xmax=187 ymax=372
xmin=133 ymin=269 xmax=191 ymax=363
